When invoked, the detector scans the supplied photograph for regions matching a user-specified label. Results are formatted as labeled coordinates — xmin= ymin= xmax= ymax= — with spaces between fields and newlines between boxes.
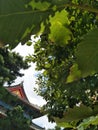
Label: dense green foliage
xmin=0 ymin=47 xmax=30 ymax=129
xmin=0 ymin=0 xmax=98 ymax=129
xmin=0 ymin=47 xmax=29 ymax=85
xmin=26 ymin=0 xmax=98 ymax=129
xmin=0 ymin=106 xmax=30 ymax=130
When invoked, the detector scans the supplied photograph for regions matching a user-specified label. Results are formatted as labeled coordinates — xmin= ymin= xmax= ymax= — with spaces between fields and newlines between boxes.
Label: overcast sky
xmin=12 ymin=42 xmax=56 ymax=129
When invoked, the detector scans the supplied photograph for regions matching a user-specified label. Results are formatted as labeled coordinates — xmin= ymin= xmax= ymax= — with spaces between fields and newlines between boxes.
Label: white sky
xmin=12 ymin=42 xmax=56 ymax=129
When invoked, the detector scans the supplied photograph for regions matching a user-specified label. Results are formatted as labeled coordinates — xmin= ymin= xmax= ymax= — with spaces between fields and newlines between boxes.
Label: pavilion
xmin=0 ymin=82 xmax=45 ymax=130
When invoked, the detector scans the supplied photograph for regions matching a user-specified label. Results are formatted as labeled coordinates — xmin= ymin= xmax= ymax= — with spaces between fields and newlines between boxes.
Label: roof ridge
xmin=7 ymin=81 xmax=24 ymax=88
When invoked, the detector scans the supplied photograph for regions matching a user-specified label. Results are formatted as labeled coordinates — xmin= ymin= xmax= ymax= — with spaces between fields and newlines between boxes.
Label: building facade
xmin=0 ymin=83 xmax=45 ymax=130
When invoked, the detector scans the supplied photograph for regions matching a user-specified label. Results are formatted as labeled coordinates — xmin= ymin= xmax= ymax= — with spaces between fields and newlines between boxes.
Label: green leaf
xmin=67 ymin=63 xmax=81 ymax=83
xmin=0 ymin=0 xmax=51 ymax=48
xmin=75 ymin=28 xmax=98 ymax=77
xmin=49 ymin=9 xmax=71 ymax=46
xmin=0 ymin=54 xmax=4 ymax=64
xmin=54 ymin=105 xmax=98 ymax=123
xmin=0 ymin=0 xmax=70 ymax=48
xmin=28 ymin=0 xmax=50 ymax=11
xmin=77 ymin=115 xmax=98 ymax=130
xmin=26 ymin=41 xmax=32 ymax=46
xmin=56 ymin=121 xmax=74 ymax=128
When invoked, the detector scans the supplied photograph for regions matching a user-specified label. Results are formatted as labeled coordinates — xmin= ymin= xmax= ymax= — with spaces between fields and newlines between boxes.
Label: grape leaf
xmin=0 ymin=0 xmax=51 ymax=48
xmin=67 ymin=63 xmax=81 ymax=83
xmin=77 ymin=115 xmax=98 ymax=130
xmin=0 ymin=0 xmax=70 ymax=48
xmin=56 ymin=122 xmax=74 ymax=128
xmin=75 ymin=28 xmax=98 ymax=77
xmin=49 ymin=9 xmax=71 ymax=46
xmin=54 ymin=105 xmax=98 ymax=123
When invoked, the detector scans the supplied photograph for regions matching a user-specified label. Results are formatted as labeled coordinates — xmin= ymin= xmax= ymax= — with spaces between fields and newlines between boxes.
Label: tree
xmin=26 ymin=0 xmax=98 ymax=129
xmin=0 ymin=106 xmax=30 ymax=130
xmin=0 ymin=47 xmax=29 ymax=86
xmin=0 ymin=0 xmax=98 ymax=129
xmin=0 ymin=47 xmax=30 ymax=129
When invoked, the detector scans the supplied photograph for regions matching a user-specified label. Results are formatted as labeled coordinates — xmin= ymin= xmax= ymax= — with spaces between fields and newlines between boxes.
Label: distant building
xmin=0 ymin=82 xmax=45 ymax=130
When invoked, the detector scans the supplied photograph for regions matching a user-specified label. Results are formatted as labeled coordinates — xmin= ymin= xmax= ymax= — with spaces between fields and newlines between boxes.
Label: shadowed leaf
xmin=75 ymin=28 xmax=98 ymax=77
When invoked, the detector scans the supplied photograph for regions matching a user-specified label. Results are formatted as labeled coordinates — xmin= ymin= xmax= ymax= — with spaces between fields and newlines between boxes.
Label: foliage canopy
xmin=0 ymin=47 xmax=29 ymax=85
xmin=0 ymin=106 xmax=30 ymax=130
xmin=0 ymin=0 xmax=98 ymax=129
